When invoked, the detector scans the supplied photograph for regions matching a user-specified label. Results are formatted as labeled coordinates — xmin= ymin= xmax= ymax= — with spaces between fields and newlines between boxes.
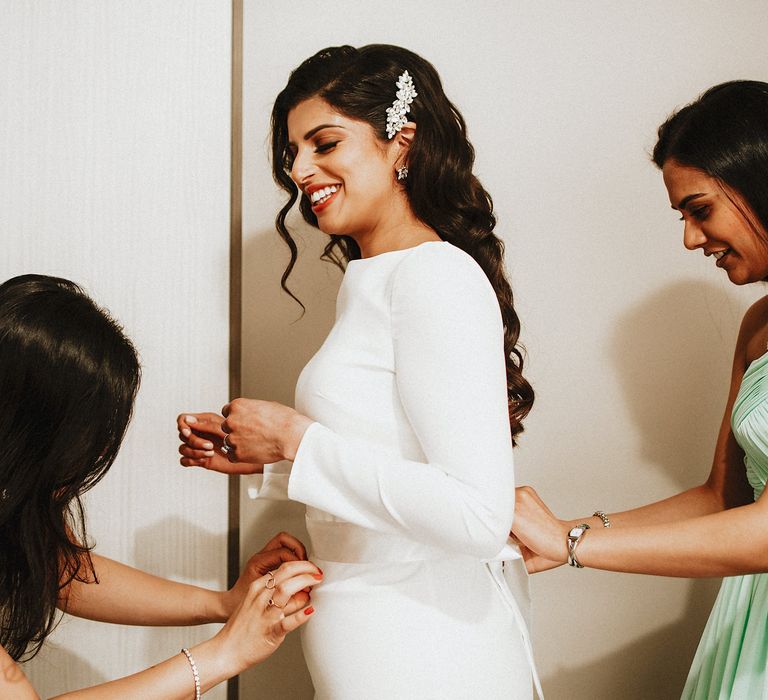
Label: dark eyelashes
xmin=679 ymin=206 xmax=710 ymax=221
xmin=282 ymin=141 xmax=339 ymax=172
xmin=692 ymin=207 xmax=709 ymax=220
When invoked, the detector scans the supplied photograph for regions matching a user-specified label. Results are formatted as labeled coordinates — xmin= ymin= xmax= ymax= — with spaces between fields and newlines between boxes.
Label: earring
xmin=396 ymin=165 xmax=409 ymax=181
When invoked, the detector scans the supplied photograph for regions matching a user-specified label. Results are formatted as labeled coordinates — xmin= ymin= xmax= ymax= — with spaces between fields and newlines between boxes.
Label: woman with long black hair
xmin=179 ymin=44 xmax=538 ymax=698
xmin=512 ymin=81 xmax=768 ymax=699
xmin=0 ymin=274 xmax=320 ymax=698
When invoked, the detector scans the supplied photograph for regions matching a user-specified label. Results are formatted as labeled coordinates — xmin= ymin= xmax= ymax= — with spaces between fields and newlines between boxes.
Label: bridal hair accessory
xmin=396 ymin=165 xmax=409 ymax=181
xmin=386 ymin=70 xmax=417 ymax=139
xmin=181 ymin=648 xmax=202 ymax=700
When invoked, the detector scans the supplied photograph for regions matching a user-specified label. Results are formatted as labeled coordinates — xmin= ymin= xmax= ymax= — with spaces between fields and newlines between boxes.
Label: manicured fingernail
xmin=181 ymin=428 xmax=191 ymax=437
xmin=204 ymin=450 xmax=214 ymax=457
xmin=203 ymin=442 xmax=214 ymax=450
xmin=185 ymin=415 xmax=198 ymax=424
xmin=304 ymin=606 xmax=314 ymax=615
xmin=312 ymin=573 xmax=323 ymax=580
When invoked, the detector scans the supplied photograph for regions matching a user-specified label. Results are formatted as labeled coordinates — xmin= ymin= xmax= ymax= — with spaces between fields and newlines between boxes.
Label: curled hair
xmin=271 ymin=44 xmax=533 ymax=437
xmin=0 ymin=275 xmax=140 ymax=660
xmin=653 ymin=80 xmax=768 ymax=236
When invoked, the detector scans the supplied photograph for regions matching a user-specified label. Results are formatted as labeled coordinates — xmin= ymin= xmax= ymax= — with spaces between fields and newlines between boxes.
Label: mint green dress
xmin=682 ymin=351 xmax=768 ymax=699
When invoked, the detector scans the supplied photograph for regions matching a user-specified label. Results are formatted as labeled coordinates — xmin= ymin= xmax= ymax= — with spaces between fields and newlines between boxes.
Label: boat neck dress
xmin=248 ymin=241 xmax=540 ymax=699
xmin=682 ymin=349 xmax=768 ymax=698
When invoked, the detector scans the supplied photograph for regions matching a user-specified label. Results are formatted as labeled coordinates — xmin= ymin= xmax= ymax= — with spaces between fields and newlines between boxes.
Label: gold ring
xmin=265 ymin=571 xmax=276 ymax=590
xmin=268 ymin=597 xmax=286 ymax=609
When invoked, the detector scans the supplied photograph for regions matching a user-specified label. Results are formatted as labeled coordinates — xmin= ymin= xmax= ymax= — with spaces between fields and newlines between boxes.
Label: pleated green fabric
xmin=682 ymin=351 xmax=768 ymax=699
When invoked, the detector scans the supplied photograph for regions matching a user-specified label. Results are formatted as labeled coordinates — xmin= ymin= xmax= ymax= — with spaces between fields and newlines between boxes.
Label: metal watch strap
xmin=567 ymin=524 xmax=591 ymax=568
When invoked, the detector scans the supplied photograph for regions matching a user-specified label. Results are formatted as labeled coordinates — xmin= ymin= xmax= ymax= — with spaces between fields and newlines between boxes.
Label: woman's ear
xmin=392 ymin=121 xmax=416 ymax=165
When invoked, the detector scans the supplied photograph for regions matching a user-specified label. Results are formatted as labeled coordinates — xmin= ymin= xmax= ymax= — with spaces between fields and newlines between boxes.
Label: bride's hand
xmin=512 ymin=486 xmax=570 ymax=569
xmin=178 ymin=412 xmax=264 ymax=474
xmin=220 ymin=399 xmax=313 ymax=464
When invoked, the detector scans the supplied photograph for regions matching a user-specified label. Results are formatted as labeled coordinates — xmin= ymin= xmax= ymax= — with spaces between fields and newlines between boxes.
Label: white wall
xmin=241 ymin=2 xmax=766 ymax=698
xmin=1 ymin=2 xmax=232 ymax=697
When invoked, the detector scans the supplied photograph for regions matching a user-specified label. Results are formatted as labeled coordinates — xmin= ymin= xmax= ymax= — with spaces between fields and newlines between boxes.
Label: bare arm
xmin=60 ymin=554 xmax=226 ymax=625
xmin=60 ymin=532 xmax=307 ymax=626
xmin=4 ymin=561 xmax=319 ymax=700
xmin=50 ymin=638 xmax=237 ymax=700
xmin=514 ymin=297 xmax=768 ymax=574
xmin=574 ymin=495 xmax=768 ymax=577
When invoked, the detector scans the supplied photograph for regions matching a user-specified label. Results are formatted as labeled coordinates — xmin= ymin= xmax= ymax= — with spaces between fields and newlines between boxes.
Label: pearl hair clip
xmin=386 ymin=70 xmax=418 ymax=139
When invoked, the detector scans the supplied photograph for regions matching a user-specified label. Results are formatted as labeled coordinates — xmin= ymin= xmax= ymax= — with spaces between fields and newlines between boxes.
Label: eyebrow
xmin=288 ymin=123 xmax=346 ymax=147
xmin=672 ymin=193 xmax=706 ymax=210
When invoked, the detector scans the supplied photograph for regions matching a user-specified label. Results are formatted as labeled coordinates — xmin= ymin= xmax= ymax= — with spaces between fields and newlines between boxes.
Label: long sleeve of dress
xmin=244 ymin=461 xmax=291 ymax=501
xmin=288 ymin=245 xmax=516 ymax=558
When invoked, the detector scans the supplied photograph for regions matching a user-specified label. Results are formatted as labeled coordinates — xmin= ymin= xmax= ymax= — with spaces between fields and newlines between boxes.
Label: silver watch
xmin=567 ymin=523 xmax=591 ymax=568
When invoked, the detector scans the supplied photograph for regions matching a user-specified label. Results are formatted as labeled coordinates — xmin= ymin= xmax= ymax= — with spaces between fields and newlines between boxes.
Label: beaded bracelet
xmin=181 ymin=647 xmax=201 ymax=700
xmin=593 ymin=510 xmax=611 ymax=528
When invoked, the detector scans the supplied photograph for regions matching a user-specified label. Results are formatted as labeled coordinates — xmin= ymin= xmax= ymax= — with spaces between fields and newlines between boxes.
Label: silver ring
xmin=220 ymin=433 xmax=232 ymax=455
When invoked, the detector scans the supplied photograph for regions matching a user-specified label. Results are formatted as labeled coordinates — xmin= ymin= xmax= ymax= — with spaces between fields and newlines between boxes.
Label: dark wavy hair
xmin=0 ymin=274 xmax=140 ymax=661
xmin=653 ymin=80 xmax=768 ymax=237
xmin=270 ymin=44 xmax=533 ymax=437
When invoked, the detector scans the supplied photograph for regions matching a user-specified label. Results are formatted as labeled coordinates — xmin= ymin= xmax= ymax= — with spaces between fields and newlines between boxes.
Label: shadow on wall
xmin=612 ymin=279 xmax=746 ymax=489
xmin=25 ymin=641 xmax=107 ymax=698
xmin=544 ymin=278 xmax=747 ymax=698
xmin=241 ymin=224 xmax=342 ymax=406
xmin=239 ymin=223 xmax=341 ymax=700
xmin=543 ymin=578 xmax=718 ymax=700
xmin=133 ymin=516 xmax=224 ymax=582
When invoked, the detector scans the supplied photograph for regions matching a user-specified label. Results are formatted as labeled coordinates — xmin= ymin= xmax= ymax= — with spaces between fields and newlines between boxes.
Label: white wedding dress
xmin=249 ymin=241 xmax=540 ymax=699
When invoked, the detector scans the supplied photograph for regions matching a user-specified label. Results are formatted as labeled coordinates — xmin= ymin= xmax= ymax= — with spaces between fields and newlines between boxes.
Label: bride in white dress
xmin=179 ymin=44 xmax=541 ymax=699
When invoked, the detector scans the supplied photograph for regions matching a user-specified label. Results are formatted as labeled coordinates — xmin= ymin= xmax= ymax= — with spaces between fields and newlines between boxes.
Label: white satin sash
xmin=308 ymin=518 xmax=544 ymax=699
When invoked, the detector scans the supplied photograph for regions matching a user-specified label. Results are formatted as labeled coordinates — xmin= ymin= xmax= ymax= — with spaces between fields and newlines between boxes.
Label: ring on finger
xmin=265 ymin=571 xmax=276 ymax=590
xmin=268 ymin=597 xmax=286 ymax=609
xmin=221 ymin=433 xmax=232 ymax=455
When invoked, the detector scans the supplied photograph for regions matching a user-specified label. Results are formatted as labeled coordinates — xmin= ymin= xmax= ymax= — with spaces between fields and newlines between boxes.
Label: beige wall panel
xmin=1 ymin=2 xmax=232 ymax=698
xmin=242 ymin=2 xmax=766 ymax=698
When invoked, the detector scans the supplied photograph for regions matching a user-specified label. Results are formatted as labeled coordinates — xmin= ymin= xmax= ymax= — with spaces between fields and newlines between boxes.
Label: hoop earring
xmin=396 ymin=165 xmax=409 ymax=181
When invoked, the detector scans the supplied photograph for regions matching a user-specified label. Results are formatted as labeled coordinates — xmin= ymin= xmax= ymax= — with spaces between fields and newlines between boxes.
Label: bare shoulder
xmin=0 ymin=645 xmax=39 ymax=699
xmin=739 ymin=295 xmax=768 ymax=365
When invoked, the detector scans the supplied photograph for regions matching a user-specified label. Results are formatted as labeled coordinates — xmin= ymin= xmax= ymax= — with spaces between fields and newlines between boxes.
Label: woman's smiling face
xmin=286 ymin=96 xmax=402 ymax=239
xmin=663 ymin=159 xmax=768 ymax=285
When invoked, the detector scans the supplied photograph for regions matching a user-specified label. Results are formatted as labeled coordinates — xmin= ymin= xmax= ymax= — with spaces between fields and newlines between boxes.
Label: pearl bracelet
xmin=181 ymin=647 xmax=201 ymax=700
